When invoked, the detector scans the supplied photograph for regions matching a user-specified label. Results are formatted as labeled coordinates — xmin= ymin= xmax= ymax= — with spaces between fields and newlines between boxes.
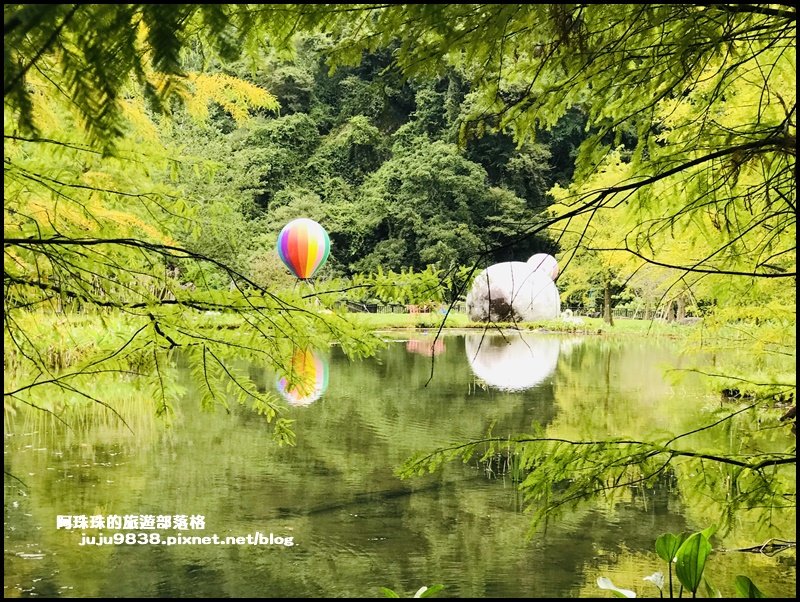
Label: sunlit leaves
xmin=182 ymin=73 xmax=279 ymax=124
xmin=3 ymin=4 xmax=381 ymax=443
xmin=277 ymin=4 xmax=796 ymax=318
xmin=6 ymin=4 xmax=284 ymax=149
xmin=397 ymin=425 xmax=795 ymax=536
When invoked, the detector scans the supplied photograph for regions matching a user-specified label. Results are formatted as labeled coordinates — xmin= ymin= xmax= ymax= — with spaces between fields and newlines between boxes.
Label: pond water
xmin=4 ymin=331 xmax=796 ymax=598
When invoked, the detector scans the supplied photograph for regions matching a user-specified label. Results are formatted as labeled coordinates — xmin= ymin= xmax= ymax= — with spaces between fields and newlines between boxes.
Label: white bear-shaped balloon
xmin=527 ymin=253 xmax=559 ymax=281
xmin=466 ymin=261 xmax=560 ymax=323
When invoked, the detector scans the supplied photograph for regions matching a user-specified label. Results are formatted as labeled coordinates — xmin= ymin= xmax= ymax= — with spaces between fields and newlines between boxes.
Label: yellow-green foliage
xmin=183 ymin=73 xmax=279 ymax=124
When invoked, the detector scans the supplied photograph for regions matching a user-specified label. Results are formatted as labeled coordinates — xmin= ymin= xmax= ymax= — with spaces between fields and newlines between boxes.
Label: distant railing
xmin=338 ymin=301 xmax=466 ymax=314
xmin=563 ymin=306 xmax=699 ymax=321
xmin=611 ymin=307 xmax=658 ymax=320
xmin=338 ymin=302 xmax=693 ymax=321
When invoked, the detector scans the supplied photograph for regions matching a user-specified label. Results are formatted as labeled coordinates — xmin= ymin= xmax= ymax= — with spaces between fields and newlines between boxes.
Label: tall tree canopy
xmin=299 ymin=4 xmax=796 ymax=282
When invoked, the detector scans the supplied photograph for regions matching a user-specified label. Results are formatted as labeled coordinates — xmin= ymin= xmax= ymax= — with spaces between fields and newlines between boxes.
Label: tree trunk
xmin=665 ymin=300 xmax=676 ymax=322
xmin=676 ymin=296 xmax=686 ymax=321
xmin=603 ymin=280 xmax=614 ymax=326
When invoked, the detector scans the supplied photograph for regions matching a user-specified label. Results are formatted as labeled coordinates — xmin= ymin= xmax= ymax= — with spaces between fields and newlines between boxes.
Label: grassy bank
xmin=345 ymin=309 xmax=703 ymax=337
xmin=4 ymin=308 xmax=788 ymax=374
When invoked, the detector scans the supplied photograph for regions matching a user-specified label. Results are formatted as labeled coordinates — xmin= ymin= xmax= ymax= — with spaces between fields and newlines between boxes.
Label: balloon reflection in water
xmin=276 ymin=348 xmax=329 ymax=406
xmin=406 ymin=338 xmax=446 ymax=356
xmin=465 ymin=332 xmax=561 ymax=391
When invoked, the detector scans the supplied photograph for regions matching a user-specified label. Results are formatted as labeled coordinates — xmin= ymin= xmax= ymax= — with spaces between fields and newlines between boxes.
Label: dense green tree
xmin=230 ymin=113 xmax=321 ymax=210
xmin=306 ymin=115 xmax=389 ymax=189
xmin=344 ymin=140 xmax=535 ymax=272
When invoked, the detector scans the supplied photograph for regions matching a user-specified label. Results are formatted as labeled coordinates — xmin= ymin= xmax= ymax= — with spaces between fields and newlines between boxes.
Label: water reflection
xmin=4 ymin=333 xmax=795 ymax=599
xmin=405 ymin=337 xmax=446 ymax=356
xmin=465 ymin=332 xmax=561 ymax=391
xmin=275 ymin=347 xmax=329 ymax=406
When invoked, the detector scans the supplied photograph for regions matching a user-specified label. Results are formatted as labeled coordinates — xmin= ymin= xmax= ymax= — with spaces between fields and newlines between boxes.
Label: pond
xmin=4 ymin=331 xmax=796 ymax=598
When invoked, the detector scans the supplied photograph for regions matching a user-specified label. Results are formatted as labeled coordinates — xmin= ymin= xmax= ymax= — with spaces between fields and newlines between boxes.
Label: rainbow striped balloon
xmin=276 ymin=218 xmax=331 ymax=280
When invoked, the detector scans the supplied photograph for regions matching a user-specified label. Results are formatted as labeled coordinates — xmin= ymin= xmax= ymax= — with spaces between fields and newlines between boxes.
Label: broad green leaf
xmin=734 ymin=576 xmax=767 ymax=598
xmin=655 ymin=533 xmax=687 ymax=563
xmin=675 ymin=532 xmax=712 ymax=594
xmin=699 ymin=525 xmax=718 ymax=541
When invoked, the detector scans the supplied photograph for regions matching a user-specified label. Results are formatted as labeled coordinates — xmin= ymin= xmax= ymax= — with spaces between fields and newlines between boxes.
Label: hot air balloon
xmin=276 ymin=348 xmax=329 ymax=406
xmin=276 ymin=218 xmax=331 ymax=280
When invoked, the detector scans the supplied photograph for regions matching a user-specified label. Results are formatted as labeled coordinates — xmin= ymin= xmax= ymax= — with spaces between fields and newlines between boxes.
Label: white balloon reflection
xmin=465 ymin=332 xmax=561 ymax=391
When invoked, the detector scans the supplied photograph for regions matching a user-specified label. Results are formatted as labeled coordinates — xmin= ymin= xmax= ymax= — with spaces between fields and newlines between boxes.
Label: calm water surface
xmin=4 ymin=331 xmax=796 ymax=598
